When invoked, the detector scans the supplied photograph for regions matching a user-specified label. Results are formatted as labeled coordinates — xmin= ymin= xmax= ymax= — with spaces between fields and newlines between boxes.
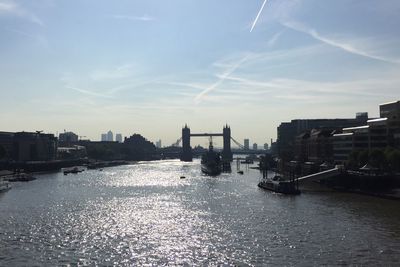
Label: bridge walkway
xmin=297 ymin=168 xmax=341 ymax=182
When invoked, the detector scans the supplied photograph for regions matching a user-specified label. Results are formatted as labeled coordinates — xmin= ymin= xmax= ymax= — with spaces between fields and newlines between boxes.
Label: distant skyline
xmin=1 ymin=0 xmax=399 ymax=146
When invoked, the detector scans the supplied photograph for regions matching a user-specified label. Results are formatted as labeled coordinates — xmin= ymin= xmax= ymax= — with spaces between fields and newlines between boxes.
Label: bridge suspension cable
xmin=171 ymin=137 xmax=182 ymax=147
xmin=230 ymin=137 xmax=244 ymax=149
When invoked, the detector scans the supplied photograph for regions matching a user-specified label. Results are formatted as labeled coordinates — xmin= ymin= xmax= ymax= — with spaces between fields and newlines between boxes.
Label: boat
xmin=201 ymin=137 xmax=222 ymax=176
xmin=240 ymin=155 xmax=255 ymax=164
xmin=258 ymin=175 xmax=300 ymax=195
xmin=0 ymin=179 xmax=11 ymax=193
xmin=63 ymin=166 xmax=84 ymax=175
xmin=6 ymin=173 xmax=36 ymax=182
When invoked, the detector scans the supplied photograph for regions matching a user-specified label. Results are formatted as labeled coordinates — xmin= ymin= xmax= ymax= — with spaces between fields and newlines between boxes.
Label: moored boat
xmin=6 ymin=173 xmax=36 ymax=182
xmin=201 ymin=138 xmax=222 ymax=176
xmin=258 ymin=175 xmax=300 ymax=195
xmin=63 ymin=166 xmax=84 ymax=175
xmin=0 ymin=179 xmax=11 ymax=193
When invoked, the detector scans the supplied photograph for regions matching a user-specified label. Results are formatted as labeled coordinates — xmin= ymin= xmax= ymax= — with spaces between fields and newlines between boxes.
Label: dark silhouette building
xmin=59 ymin=131 xmax=78 ymax=145
xmin=222 ymin=125 xmax=233 ymax=161
xmin=0 ymin=132 xmax=14 ymax=161
xmin=13 ymin=132 xmax=58 ymax=162
xmin=124 ymin=134 xmax=156 ymax=161
xmin=277 ymin=113 xmax=369 ymax=161
xmin=294 ymin=131 xmax=310 ymax=162
xmin=380 ymin=100 xmax=400 ymax=148
xmin=181 ymin=125 xmax=192 ymax=162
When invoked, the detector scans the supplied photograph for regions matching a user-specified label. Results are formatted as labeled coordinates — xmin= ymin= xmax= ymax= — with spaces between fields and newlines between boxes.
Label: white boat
xmin=258 ymin=175 xmax=300 ymax=195
xmin=0 ymin=179 xmax=11 ymax=193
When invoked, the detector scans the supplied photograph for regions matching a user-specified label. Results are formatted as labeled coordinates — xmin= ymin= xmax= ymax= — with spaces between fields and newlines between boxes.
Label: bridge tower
xmin=180 ymin=124 xmax=193 ymax=162
xmin=222 ymin=124 xmax=233 ymax=162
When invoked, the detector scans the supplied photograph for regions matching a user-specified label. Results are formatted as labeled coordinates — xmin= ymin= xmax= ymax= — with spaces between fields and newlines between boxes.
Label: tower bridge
xmin=180 ymin=124 xmax=232 ymax=162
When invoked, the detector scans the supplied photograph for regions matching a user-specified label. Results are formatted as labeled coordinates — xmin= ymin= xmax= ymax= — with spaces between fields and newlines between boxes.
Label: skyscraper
xmin=244 ymin=139 xmax=249 ymax=150
xmin=107 ymin=130 xmax=113 ymax=142
xmin=253 ymin=143 xmax=258 ymax=150
xmin=156 ymin=139 xmax=162 ymax=148
xmin=101 ymin=134 xmax=107 ymax=141
xmin=116 ymin=134 xmax=123 ymax=143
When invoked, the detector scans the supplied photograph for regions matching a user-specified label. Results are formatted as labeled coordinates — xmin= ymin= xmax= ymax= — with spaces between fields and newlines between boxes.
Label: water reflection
xmin=0 ymin=159 xmax=399 ymax=265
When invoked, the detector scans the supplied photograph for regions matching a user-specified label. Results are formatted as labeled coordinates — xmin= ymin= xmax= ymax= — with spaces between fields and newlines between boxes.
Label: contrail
xmin=250 ymin=0 xmax=268 ymax=32
xmin=194 ymin=55 xmax=248 ymax=104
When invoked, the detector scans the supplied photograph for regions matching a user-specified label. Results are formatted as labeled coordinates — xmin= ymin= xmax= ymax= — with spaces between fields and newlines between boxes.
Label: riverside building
xmin=331 ymin=100 xmax=400 ymax=164
xmin=277 ymin=113 xmax=368 ymax=160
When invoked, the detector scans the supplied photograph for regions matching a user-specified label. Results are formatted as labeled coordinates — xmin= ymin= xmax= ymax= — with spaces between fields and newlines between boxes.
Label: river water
xmin=0 ymin=160 xmax=399 ymax=266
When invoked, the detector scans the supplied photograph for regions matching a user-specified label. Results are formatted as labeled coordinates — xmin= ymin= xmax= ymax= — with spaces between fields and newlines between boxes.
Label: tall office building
xmin=253 ymin=143 xmax=258 ymax=150
xmin=116 ymin=134 xmax=123 ymax=143
xmin=156 ymin=139 xmax=162 ymax=148
xmin=264 ymin=143 xmax=269 ymax=150
xmin=59 ymin=132 xmax=78 ymax=144
xmin=101 ymin=134 xmax=107 ymax=141
xmin=380 ymin=100 xmax=400 ymax=148
xmin=107 ymin=130 xmax=113 ymax=142
xmin=244 ymin=139 xmax=249 ymax=150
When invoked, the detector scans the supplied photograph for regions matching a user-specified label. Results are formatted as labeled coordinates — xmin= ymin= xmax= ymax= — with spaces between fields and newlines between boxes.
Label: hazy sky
xmin=1 ymin=0 xmax=399 ymax=147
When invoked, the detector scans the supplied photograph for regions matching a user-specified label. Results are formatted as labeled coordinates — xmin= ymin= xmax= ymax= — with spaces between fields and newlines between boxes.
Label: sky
xmin=0 ymin=0 xmax=399 ymax=147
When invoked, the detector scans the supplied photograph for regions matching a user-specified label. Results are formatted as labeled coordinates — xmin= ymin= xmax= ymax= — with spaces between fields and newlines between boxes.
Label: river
xmin=0 ymin=160 xmax=399 ymax=266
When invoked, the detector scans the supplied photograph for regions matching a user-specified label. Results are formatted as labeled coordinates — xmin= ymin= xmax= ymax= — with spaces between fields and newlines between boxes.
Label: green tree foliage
xmin=85 ymin=143 xmax=124 ymax=160
xmin=124 ymin=134 xmax=156 ymax=161
xmin=369 ymin=149 xmax=387 ymax=169
xmin=347 ymin=147 xmax=400 ymax=172
xmin=358 ymin=150 xmax=369 ymax=167
xmin=347 ymin=150 xmax=360 ymax=169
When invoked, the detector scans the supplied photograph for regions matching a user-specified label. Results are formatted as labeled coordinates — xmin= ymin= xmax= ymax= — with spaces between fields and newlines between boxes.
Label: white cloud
xmin=167 ymin=43 xmax=400 ymax=107
xmin=0 ymin=2 xmax=14 ymax=12
xmin=5 ymin=28 xmax=48 ymax=46
xmin=0 ymin=0 xmax=44 ymax=26
xmin=90 ymin=64 xmax=135 ymax=81
xmin=65 ymin=86 xmax=114 ymax=99
xmin=281 ymin=20 xmax=400 ymax=64
xmin=194 ymin=55 xmax=249 ymax=104
xmin=267 ymin=31 xmax=283 ymax=47
xmin=108 ymin=14 xmax=155 ymax=22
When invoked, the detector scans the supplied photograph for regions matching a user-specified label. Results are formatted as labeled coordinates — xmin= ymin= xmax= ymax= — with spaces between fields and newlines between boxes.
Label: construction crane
xmin=171 ymin=137 xmax=182 ymax=147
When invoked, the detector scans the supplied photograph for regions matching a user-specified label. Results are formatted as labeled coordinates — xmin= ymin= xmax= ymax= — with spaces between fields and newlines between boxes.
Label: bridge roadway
xmin=190 ymin=133 xmax=224 ymax=137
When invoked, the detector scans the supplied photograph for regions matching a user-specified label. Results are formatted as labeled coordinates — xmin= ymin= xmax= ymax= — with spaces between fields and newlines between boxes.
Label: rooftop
xmin=343 ymin=125 xmax=369 ymax=131
xmin=380 ymin=100 xmax=400 ymax=106
xmin=333 ymin=133 xmax=354 ymax=137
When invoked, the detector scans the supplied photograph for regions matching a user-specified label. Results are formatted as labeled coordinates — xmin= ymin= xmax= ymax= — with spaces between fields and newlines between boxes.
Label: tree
xmin=124 ymin=134 xmax=156 ymax=160
xmin=369 ymin=149 xmax=387 ymax=169
xmin=347 ymin=150 xmax=360 ymax=169
xmin=358 ymin=150 xmax=369 ymax=167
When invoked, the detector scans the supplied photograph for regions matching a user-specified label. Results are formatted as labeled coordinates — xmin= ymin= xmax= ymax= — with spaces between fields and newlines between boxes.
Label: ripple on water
xmin=0 ymin=160 xmax=400 ymax=265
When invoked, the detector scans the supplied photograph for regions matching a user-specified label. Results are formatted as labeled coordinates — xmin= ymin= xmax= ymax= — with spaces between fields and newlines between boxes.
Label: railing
xmin=296 ymin=168 xmax=341 ymax=182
